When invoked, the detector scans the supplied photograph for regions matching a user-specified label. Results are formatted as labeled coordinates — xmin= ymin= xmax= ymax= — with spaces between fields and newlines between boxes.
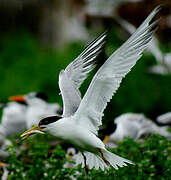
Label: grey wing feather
xmin=65 ymin=31 xmax=107 ymax=88
xmin=59 ymin=31 xmax=107 ymax=117
xmin=74 ymin=6 xmax=161 ymax=134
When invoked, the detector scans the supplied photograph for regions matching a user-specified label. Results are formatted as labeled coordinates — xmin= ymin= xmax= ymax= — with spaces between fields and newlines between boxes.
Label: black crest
xmin=36 ymin=92 xmax=48 ymax=102
xmin=17 ymin=101 xmax=28 ymax=106
xmin=38 ymin=116 xmax=61 ymax=126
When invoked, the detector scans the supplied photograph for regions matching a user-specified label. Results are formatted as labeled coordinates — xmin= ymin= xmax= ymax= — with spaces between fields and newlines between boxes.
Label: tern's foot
xmin=85 ymin=165 xmax=89 ymax=174
xmin=81 ymin=152 xmax=90 ymax=174
xmin=103 ymin=157 xmax=110 ymax=167
xmin=98 ymin=149 xmax=111 ymax=167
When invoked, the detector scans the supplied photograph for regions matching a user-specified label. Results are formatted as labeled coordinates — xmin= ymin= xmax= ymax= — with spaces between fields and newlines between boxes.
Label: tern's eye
xmin=38 ymin=116 xmax=61 ymax=126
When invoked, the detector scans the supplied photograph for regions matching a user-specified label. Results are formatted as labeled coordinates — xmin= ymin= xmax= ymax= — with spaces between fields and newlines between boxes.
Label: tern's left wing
xmin=59 ymin=32 xmax=107 ymax=117
xmin=74 ymin=6 xmax=160 ymax=134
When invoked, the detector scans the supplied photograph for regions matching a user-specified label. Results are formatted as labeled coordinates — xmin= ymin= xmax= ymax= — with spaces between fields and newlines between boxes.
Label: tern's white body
xmin=1 ymin=102 xmax=27 ymax=136
xmin=46 ymin=117 xmax=104 ymax=153
xmin=45 ymin=7 xmax=160 ymax=170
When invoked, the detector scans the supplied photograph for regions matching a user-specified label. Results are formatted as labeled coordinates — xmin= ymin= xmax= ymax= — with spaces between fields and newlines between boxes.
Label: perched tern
xmin=1 ymin=101 xmax=27 ymax=136
xmin=104 ymin=113 xmax=171 ymax=145
xmin=103 ymin=113 xmax=144 ymax=144
xmin=156 ymin=112 xmax=171 ymax=125
xmin=21 ymin=6 xmax=160 ymax=172
xmin=10 ymin=92 xmax=62 ymax=129
xmin=0 ymin=92 xmax=59 ymax=137
xmin=0 ymin=99 xmax=27 ymax=159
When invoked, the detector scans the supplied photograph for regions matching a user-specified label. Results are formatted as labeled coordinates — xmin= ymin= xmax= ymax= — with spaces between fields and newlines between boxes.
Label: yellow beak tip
xmin=20 ymin=126 xmax=45 ymax=140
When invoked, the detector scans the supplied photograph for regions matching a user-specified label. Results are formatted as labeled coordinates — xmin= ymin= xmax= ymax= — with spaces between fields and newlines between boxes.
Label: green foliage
xmin=0 ymin=31 xmax=170 ymax=118
xmin=0 ymin=32 xmax=84 ymax=105
xmin=2 ymin=134 xmax=170 ymax=179
xmin=0 ymin=29 xmax=170 ymax=180
xmin=5 ymin=135 xmax=75 ymax=180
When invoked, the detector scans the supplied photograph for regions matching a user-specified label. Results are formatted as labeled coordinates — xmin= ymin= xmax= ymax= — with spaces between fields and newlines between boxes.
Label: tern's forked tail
xmin=75 ymin=149 xmax=133 ymax=171
xmin=102 ymin=149 xmax=134 ymax=170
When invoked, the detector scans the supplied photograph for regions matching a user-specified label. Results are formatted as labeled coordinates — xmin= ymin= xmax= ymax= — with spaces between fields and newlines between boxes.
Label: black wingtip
xmin=103 ymin=29 xmax=109 ymax=35
xmin=97 ymin=29 xmax=108 ymax=40
xmin=155 ymin=5 xmax=162 ymax=12
xmin=150 ymin=17 xmax=161 ymax=30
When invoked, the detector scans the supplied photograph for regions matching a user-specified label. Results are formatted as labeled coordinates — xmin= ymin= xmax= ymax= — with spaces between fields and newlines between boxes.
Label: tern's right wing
xmin=74 ymin=6 xmax=161 ymax=134
xmin=59 ymin=31 xmax=107 ymax=117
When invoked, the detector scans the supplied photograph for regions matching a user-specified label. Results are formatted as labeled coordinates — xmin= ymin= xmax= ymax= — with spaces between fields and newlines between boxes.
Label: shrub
xmin=2 ymin=134 xmax=170 ymax=180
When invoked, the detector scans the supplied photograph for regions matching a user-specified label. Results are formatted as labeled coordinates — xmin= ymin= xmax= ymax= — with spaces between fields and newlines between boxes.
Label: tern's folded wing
xmin=74 ymin=6 xmax=161 ymax=134
xmin=59 ymin=31 xmax=107 ymax=117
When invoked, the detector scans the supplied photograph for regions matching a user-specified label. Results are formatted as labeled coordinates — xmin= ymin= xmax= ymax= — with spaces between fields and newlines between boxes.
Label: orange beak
xmin=21 ymin=126 xmax=45 ymax=140
xmin=9 ymin=95 xmax=26 ymax=103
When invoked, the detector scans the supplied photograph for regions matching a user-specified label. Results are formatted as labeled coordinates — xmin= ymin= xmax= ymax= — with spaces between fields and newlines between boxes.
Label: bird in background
xmin=156 ymin=112 xmax=171 ymax=125
xmin=0 ymin=91 xmax=62 ymax=154
xmin=9 ymin=92 xmax=62 ymax=129
xmin=21 ymin=6 xmax=161 ymax=173
xmin=85 ymin=0 xmax=142 ymax=17
xmin=103 ymin=113 xmax=171 ymax=146
xmin=0 ymin=101 xmax=27 ymax=136
xmin=113 ymin=12 xmax=171 ymax=75
xmin=0 ymin=92 xmax=61 ymax=175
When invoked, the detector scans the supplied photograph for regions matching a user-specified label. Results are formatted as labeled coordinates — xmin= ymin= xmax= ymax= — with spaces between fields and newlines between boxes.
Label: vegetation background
xmin=0 ymin=0 xmax=170 ymax=179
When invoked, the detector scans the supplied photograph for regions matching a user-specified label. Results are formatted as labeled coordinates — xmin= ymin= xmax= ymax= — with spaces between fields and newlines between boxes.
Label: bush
xmin=3 ymin=134 xmax=170 ymax=180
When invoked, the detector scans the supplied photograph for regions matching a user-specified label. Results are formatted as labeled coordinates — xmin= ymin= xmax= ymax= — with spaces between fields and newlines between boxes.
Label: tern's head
xmin=9 ymin=92 xmax=48 ymax=105
xmin=21 ymin=116 xmax=62 ymax=140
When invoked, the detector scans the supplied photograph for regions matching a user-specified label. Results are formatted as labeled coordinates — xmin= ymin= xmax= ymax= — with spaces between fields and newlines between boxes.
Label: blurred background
xmin=0 ymin=0 xmax=170 ymax=126
xmin=0 ymin=0 xmax=171 ymax=179
xmin=0 ymin=0 xmax=170 ymax=127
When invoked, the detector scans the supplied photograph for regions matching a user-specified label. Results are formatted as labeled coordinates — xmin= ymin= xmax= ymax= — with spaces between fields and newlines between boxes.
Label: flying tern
xmin=21 ymin=6 xmax=161 ymax=172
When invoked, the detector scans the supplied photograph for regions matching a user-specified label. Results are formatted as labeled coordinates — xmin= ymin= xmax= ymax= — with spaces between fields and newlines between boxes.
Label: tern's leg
xmin=98 ymin=149 xmax=110 ymax=167
xmin=81 ymin=153 xmax=89 ymax=174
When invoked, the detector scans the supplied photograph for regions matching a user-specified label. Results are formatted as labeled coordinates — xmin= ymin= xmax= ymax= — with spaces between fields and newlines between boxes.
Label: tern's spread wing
xmin=59 ymin=32 xmax=107 ymax=117
xmin=74 ymin=6 xmax=160 ymax=134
